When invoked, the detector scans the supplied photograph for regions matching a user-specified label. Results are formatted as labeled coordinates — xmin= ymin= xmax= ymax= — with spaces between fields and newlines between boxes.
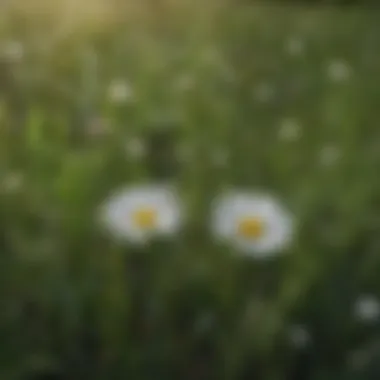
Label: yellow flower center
xmin=237 ymin=217 xmax=265 ymax=239
xmin=132 ymin=207 xmax=158 ymax=229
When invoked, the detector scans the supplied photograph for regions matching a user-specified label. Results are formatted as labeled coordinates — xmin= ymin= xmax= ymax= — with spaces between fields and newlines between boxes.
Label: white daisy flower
xmin=278 ymin=118 xmax=302 ymax=142
xmin=107 ymin=79 xmax=134 ymax=103
xmin=100 ymin=184 xmax=183 ymax=244
xmin=326 ymin=60 xmax=352 ymax=82
xmin=354 ymin=295 xmax=380 ymax=323
xmin=211 ymin=191 xmax=294 ymax=258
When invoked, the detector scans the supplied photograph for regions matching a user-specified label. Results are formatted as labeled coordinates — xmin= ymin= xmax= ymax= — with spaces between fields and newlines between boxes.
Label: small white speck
xmin=327 ymin=60 xmax=352 ymax=82
xmin=149 ymin=108 xmax=182 ymax=128
xmin=219 ymin=64 xmax=236 ymax=83
xmin=285 ymin=37 xmax=305 ymax=56
xmin=1 ymin=173 xmax=24 ymax=192
xmin=318 ymin=145 xmax=342 ymax=167
xmin=1 ymin=40 xmax=24 ymax=61
xmin=210 ymin=148 xmax=229 ymax=167
xmin=278 ymin=118 xmax=302 ymax=142
xmin=288 ymin=325 xmax=311 ymax=348
xmin=86 ymin=117 xmax=112 ymax=137
xmin=107 ymin=79 xmax=134 ymax=103
xmin=253 ymin=83 xmax=275 ymax=103
xmin=348 ymin=349 xmax=371 ymax=370
xmin=241 ymin=299 xmax=264 ymax=328
xmin=20 ymin=237 xmax=58 ymax=263
xmin=175 ymin=143 xmax=196 ymax=163
xmin=354 ymin=295 xmax=380 ymax=322
xmin=125 ymin=137 xmax=147 ymax=160
xmin=200 ymin=47 xmax=221 ymax=65
xmin=193 ymin=311 xmax=216 ymax=335
xmin=174 ymin=73 xmax=196 ymax=92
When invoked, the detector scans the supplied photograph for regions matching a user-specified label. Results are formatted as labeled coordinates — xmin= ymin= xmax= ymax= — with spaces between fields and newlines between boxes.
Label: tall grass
xmin=0 ymin=2 xmax=380 ymax=379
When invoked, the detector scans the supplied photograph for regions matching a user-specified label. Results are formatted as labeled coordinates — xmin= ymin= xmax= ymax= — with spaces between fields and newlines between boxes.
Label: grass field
xmin=0 ymin=2 xmax=380 ymax=379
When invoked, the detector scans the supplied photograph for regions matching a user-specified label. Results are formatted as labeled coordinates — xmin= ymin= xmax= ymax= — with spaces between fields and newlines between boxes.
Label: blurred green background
xmin=1 ymin=1 xmax=380 ymax=379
